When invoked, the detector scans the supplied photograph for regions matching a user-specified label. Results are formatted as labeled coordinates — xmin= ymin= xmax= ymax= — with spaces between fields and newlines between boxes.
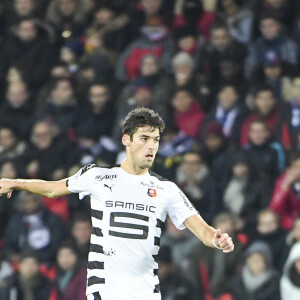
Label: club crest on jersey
xmin=147 ymin=188 xmax=157 ymax=198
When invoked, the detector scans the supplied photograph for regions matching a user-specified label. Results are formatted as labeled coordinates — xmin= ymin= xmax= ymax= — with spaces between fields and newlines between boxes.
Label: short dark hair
xmin=122 ymin=107 xmax=165 ymax=138
xmin=254 ymin=84 xmax=275 ymax=99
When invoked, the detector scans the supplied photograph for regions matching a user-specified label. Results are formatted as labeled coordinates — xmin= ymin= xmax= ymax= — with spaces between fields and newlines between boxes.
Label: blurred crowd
xmin=0 ymin=0 xmax=300 ymax=299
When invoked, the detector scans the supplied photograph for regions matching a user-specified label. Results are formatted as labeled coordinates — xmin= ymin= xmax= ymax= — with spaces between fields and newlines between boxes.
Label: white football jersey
xmin=66 ymin=164 xmax=198 ymax=300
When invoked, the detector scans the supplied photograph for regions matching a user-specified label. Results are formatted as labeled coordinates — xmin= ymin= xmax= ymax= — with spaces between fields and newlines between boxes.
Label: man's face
xmin=123 ymin=127 xmax=160 ymax=170
xmin=15 ymin=0 xmax=34 ymax=16
xmin=218 ymin=86 xmax=238 ymax=110
xmin=181 ymin=153 xmax=202 ymax=176
xmin=142 ymin=0 xmax=162 ymax=15
xmin=211 ymin=29 xmax=231 ymax=52
xmin=89 ymin=85 xmax=109 ymax=108
xmin=52 ymin=80 xmax=73 ymax=105
xmin=17 ymin=20 xmax=37 ymax=42
xmin=19 ymin=257 xmax=39 ymax=279
xmin=257 ymin=211 xmax=278 ymax=234
xmin=172 ymin=91 xmax=193 ymax=112
xmin=72 ymin=221 xmax=92 ymax=245
xmin=249 ymin=123 xmax=270 ymax=145
xmin=57 ymin=248 xmax=77 ymax=271
xmin=260 ymin=18 xmax=280 ymax=40
xmin=7 ymin=82 xmax=29 ymax=108
xmin=141 ymin=56 xmax=158 ymax=76
xmin=255 ymin=90 xmax=276 ymax=115
xmin=58 ymin=0 xmax=76 ymax=16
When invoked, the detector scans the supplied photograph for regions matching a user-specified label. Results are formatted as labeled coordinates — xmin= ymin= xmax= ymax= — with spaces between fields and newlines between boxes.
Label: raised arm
xmin=184 ymin=214 xmax=234 ymax=253
xmin=0 ymin=178 xmax=71 ymax=198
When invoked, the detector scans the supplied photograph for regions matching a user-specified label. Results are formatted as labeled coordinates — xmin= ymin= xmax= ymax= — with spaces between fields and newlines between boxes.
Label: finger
xmin=214 ymin=228 xmax=222 ymax=239
xmin=223 ymin=243 xmax=234 ymax=253
xmin=219 ymin=236 xmax=232 ymax=248
xmin=218 ymin=233 xmax=229 ymax=245
xmin=7 ymin=191 xmax=12 ymax=198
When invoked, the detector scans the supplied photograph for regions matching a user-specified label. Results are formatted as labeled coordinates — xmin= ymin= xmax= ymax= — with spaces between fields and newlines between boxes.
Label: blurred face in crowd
xmin=17 ymin=20 xmax=37 ymax=42
xmin=0 ymin=128 xmax=17 ymax=151
xmin=23 ymin=193 xmax=42 ymax=215
xmin=50 ymin=65 xmax=71 ymax=78
xmin=211 ymin=28 xmax=231 ymax=52
xmin=94 ymin=7 xmax=114 ymax=26
xmin=218 ymin=86 xmax=238 ymax=110
xmin=249 ymin=122 xmax=270 ymax=145
xmin=32 ymin=122 xmax=54 ymax=149
xmin=232 ymin=162 xmax=249 ymax=179
xmin=0 ymin=162 xmax=17 ymax=179
xmin=89 ymin=84 xmax=109 ymax=111
xmin=264 ymin=65 xmax=281 ymax=81
xmin=57 ymin=247 xmax=78 ymax=271
xmin=205 ymin=135 xmax=223 ymax=152
xmin=14 ymin=0 xmax=34 ymax=16
xmin=178 ymin=35 xmax=196 ymax=52
xmin=174 ymin=63 xmax=193 ymax=85
xmin=7 ymin=81 xmax=29 ymax=108
xmin=260 ymin=18 xmax=281 ymax=40
xmin=266 ymin=0 xmax=285 ymax=9
xmin=133 ymin=87 xmax=152 ymax=106
xmin=257 ymin=210 xmax=278 ymax=234
xmin=172 ymin=90 xmax=193 ymax=112
xmin=255 ymin=90 xmax=276 ymax=115
xmin=142 ymin=0 xmax=162 ymax=15
xmin=140 ymin=55 xmax=158 ymax=77
xmin=58 ymin=0 xmax=76 ymax=16
xmin=51 ymin=79 xmax=73 ymax=105
xmin=72 ymin=220 xmax=92 ymax=246
xmin=292 ymin=78 xmax=300 ymax=102
xmin=181 ymin=152 xmax=203 ymax=176
xmin=247 ymin=252 xmax=267 ymax=276
xmin=292 ymin=218 xmax=300 ymax=242
xmin=221 ymin=0 xmax=239 ymax=15
xmin=19 ymin=257 xmax=40 ymax=279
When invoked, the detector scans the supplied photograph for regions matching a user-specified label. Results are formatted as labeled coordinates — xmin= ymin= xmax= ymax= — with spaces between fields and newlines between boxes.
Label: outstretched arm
xmin=184 ymin=214 xmax=234 ymax=253
xmin=0 ymin=178 xmax=71 ymax=198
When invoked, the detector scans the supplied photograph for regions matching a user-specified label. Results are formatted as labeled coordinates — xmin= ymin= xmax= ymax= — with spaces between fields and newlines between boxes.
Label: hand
xmin=0 ymin=178 xmax=14 ymax=198
xmin=213 ymin=229 xmax=234 ymax=253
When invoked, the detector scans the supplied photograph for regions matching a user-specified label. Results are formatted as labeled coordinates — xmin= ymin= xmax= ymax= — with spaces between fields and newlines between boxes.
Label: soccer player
xmin=0 ymin=107 xmax=234 ymax=300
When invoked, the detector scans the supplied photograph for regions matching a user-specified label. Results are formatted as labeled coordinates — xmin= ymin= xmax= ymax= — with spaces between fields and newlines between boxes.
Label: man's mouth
xmin=145 ymin=154 xmax=154 ymax=159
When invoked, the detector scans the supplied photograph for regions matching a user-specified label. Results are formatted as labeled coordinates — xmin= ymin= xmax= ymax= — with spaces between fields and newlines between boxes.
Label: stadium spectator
xmin=280 ymin=242 xmax=300 ymax=300
xmin=3 ymin=192 xmax=65 ymax=265
xmin=157 ymin=245 xmax=201 ymax=300
xmin=54 ymin=241 xmax=87 ymax=300
xmin=171 ymin=87 xmax=205 ymax=138
xmin=216 ymin=0 xmax=254 ymax=44
xmin=0 ymin=250 xmax=54 ymax=300
xmin=240 ymin=85 xmax=291 ymax=149
xmin=175 ymin=151 xmax=221 ymax=223
xmin=285 ymin=216 xmax=300 ymax=248
xmin=230 ymin=241 xmax=280 ymax=300
xmin=0 ymin=79 xmax=34 ymax=139
xmin=246 ymin=13 xmax=298 ymax=77
xmin=254 ymin=209 xmax=289 ymax=271
xmin=270 ymin=153 xmax=300 ymax=230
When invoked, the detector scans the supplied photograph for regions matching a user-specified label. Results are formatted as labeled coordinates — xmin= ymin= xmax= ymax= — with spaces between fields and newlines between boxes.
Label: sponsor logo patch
xmin=147 ymin=188 xmax=157 ymax=198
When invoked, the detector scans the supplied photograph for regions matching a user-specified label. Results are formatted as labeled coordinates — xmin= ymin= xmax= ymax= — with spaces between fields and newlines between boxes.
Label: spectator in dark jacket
xmin=240 ymin=85 xmax=291 ymax=149
xmin=0 ymin=250 xmax=54 ymax=300
xmin=254 ymin=209 xmax=289 ymax=271
xmin=280 ymin=242 xmax=300 ymax=300
xmin=242 ymin=119 xmax=285 ymax=184
xmin=3 ymin=192 xmax=65 ymax=265
xmin=157 ymin=245 xmax=202 ymax=300
xmin=175 ymin=151 xmax=221 ymax=223
xmin=246 ymin=13 xmax=298 ymax=77
xmin=0 ymin=17 xmax=57 ymax=90
xmin=54 ymin=241 xmax=87 ymax=300
xmin=230 ymin=241 xmax=280 ymax=300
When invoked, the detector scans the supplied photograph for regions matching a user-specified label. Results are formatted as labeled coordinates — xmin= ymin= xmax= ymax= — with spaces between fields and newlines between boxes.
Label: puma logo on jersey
xmin=104 ymin=184 xmax=114 ymax=191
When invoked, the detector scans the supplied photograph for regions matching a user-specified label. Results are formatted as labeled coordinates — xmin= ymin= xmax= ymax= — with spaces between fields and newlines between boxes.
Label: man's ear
xmin=122 ymin=134 xmax=130 ymax=147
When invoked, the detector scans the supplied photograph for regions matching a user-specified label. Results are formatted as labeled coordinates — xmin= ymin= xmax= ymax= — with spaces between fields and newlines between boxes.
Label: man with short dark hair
xmin=0 ymin=107 xmax=234 ymax=300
